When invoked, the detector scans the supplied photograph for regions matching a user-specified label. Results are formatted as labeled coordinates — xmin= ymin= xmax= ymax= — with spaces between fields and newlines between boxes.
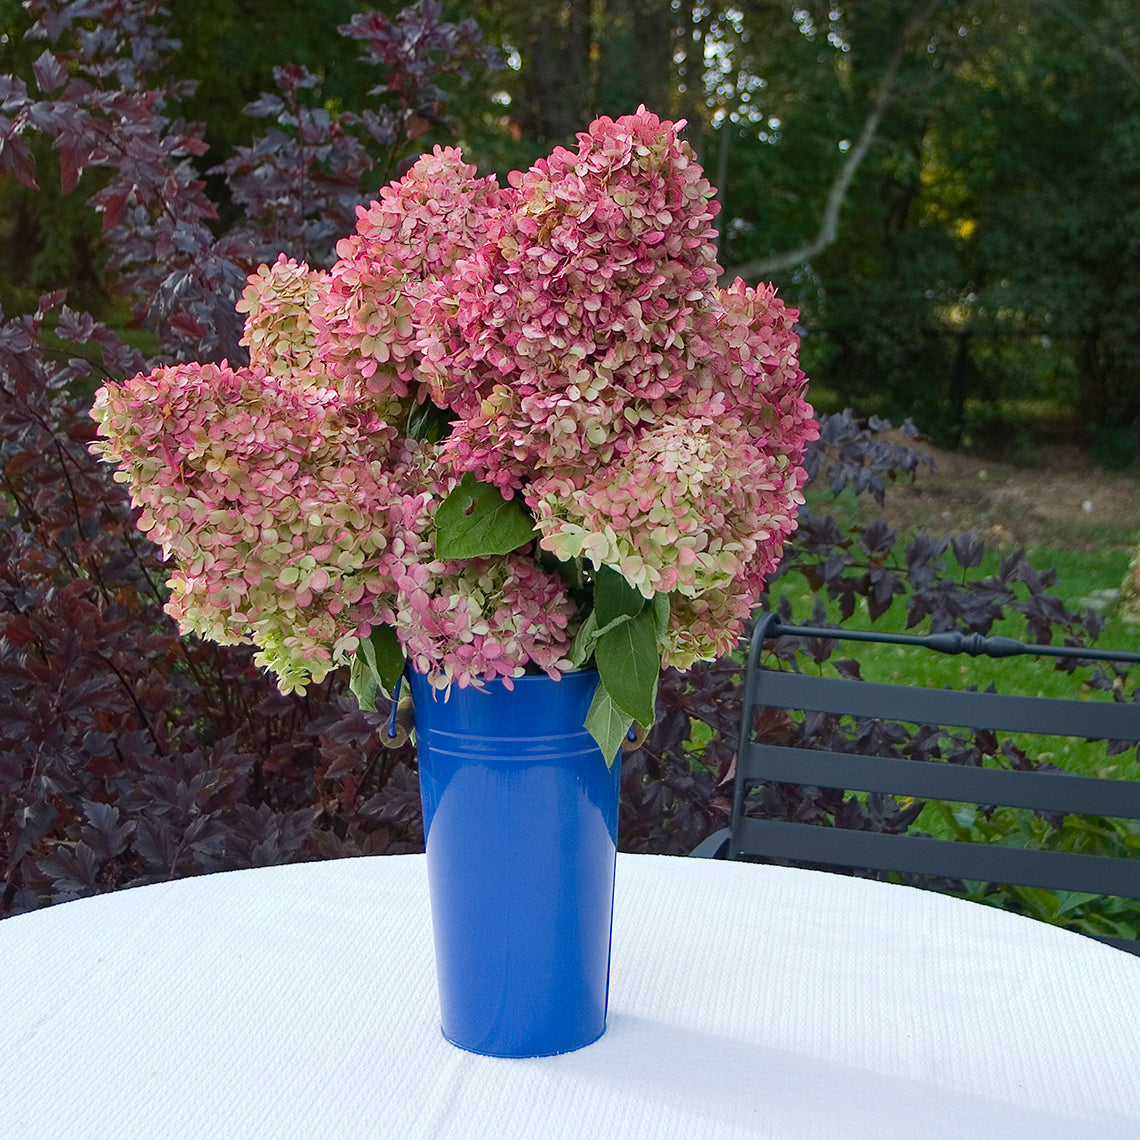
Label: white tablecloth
xmin=3 ymin=852 xmax=1139 ymax=1139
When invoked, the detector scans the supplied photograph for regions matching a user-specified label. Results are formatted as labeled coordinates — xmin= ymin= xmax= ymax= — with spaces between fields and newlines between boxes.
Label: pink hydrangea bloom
xmin=312 ymin=145 xmax=507 ymax=407
xmin=90 ymin=110 xmax=817 ymax=699
xmin=416 ymin=106 xmax=721 ymax=492
xmin=692 ymin=277 xmax=816 ymax=464
xmin=384 ymin=551 xmax=577 ymax=691
xmin=375 ymin=444 xmax=577 ymax=690
xmin=514 ymin=261 xmax=816 ymax=654
xmin=236 ymin=255 xmax=327 ymax=380
xmin=529 ymin=393 xmax=808 ymax=603
xmin=661 ymin=587 xmax=757 ymax=669
xmin=91 ymin=361 xmax=401 ymax=689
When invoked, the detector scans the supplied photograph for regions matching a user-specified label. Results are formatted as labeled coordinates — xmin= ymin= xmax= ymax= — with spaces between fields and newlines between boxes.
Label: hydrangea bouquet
xmin=91 ymin=108 xmax=817 ymax=759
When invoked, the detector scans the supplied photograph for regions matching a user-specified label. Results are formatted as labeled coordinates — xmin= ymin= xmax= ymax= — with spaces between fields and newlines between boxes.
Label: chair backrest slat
xmin=730 ymin=817 xmax=1140 ymax=898
xmin=757 ymin=670 xmax=1140 ymax=740
xmin=746 ymin=743 xmax=1140 ymax=818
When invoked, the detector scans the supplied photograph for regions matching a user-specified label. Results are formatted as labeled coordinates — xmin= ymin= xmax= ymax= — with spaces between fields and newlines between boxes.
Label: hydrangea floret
xmin=91 ymin=109 xmax=817 ymax=761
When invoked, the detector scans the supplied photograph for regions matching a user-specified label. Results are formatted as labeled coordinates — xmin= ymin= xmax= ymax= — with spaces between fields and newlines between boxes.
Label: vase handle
xmin=381 ymin=694 xmax=415 ymax=748
xmin=622 ymin=721 xmax=650 ymax=752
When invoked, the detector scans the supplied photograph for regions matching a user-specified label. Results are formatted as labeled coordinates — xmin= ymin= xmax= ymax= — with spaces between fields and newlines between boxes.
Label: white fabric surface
xmin=3 ymin=852 xmax=1140 ymax=1139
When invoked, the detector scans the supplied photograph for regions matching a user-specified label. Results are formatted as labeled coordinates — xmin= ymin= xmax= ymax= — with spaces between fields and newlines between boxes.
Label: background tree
xmin=710 ymin=1 xmax=1140 ymax=452
xmin=462 ymin=0 xmax=1140 ymax=452
xmin=10 ymin=1 xmax=1139 ymax=448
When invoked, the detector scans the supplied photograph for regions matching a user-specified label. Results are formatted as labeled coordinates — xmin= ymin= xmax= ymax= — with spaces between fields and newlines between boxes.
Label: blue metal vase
xmin=410 ymin=667 xmax=621 ymax=1058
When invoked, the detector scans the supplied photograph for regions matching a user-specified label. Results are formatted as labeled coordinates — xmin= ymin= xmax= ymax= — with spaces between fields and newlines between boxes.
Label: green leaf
xmin=594 ymin=606 xmax=659 ymax=727
xmin=1053 ymin=890 xmax=1099 ymax=919
xmin=406 ymin=399 xmax=453 ymax=443
xmin=349 ymin=652 xmax=378 ymax=712
xmin=572 ymin=595 xmax=661 ymax=670
xmin=1011 ymin=885 xmax=1061 ymax=921
xmin=594 ymin=563 xmax=647 ymax=627
xmin=355 ymin=624 xmax=405 ymax=695
xmin=651 ymin=591 xmax=670 ymax=639
xmin=434 ymin=473 xmax=536 ymax=559
xmin=584 ymin=680 xmax=633 ymax=767
xmin=570 ymin=608 xmax=599 ymax=668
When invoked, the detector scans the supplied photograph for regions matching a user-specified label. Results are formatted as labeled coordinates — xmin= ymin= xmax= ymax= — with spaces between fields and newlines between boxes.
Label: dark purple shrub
xmin=1 ymin=0 xmax=501 ymax=362
xmin=0 ymin=293 xmax=426 ymax=914
xmin=216 ymin=4 xmax=501 ymax=270
xmin=214 ymin=63 xmax=375 ymax=270
xmin=0 ymin=0 xmax=497 ymax=916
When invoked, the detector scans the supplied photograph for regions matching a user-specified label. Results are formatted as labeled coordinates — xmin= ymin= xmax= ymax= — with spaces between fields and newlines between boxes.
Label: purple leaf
xmin=0 ymin=118 xmax=38 ymax=188
xmin=32 ymin=50 xmax=67 ymax=95
xmin=81 ymin=801 xmax=134 ymax=859
xmin=952 ymin=528 xmax=984 ymax=570
xmin=0 ymin=76 xmax=30 ymax=112
xmin=859 ymin=517 xmax=896 ymax=557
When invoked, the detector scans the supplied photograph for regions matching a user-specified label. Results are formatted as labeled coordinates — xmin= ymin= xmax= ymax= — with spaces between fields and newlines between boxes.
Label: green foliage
xmin=699 ymin=1 xmax=1140 ymax=448
xmin=594 ymin=607 xmax=659 ymax=728
xmin=947 ymin=808 xmax=1140 ymax=945
xmin=433 ymin=474 xmax=537 ymax=559
xmin=350 ymin=623 xmax=406 ymax=708
xmin=593 ymin=564 xmax=646 ymax=628
xmin=584 ymin=683 xmax=631 ymax=769
xmin=571 ymin=567 xmax=667 ymax=751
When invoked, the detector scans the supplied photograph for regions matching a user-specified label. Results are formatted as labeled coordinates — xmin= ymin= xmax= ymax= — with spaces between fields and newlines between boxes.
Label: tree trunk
xmin=526 ymin=0 xmax=595 ymax=143
xmin=1078 ymin=327 xmax=1109 ymax=424
xmin=947 ymin=331 xmax=973 ymax=449
xmin=624 ymin=0 xmax=673 ymax=119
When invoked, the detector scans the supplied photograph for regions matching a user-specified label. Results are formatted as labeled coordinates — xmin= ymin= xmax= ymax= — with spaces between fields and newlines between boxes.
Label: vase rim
xmin=410 ymin=667 xmax=599 ymax=686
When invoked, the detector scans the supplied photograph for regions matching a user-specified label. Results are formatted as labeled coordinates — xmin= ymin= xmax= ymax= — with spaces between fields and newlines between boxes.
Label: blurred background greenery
xmin=3 ymin=0 xmax=1138 ymax=462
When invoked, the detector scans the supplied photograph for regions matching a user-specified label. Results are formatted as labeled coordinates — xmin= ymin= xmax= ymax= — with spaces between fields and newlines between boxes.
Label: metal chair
xmin=694 ymin=611 xmax=1140 ymax=954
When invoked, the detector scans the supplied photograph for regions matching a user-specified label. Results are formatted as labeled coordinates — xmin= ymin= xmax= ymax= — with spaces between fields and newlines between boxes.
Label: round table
xmin=3 ymin=852 xmax=1139 ymax=1139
